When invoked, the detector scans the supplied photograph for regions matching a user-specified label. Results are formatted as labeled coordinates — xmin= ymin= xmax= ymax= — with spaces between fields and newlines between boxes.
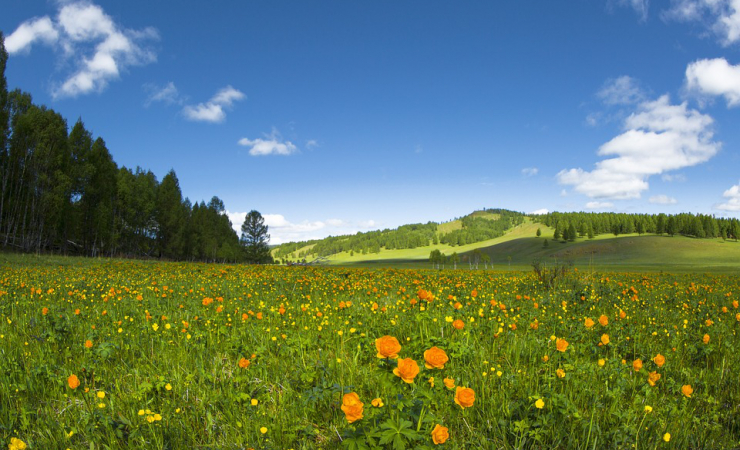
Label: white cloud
xmin=586 ymin=201 xmax=614 ymax=209
xmin=182 ymin=85 xmax=245 ymax=123
xmin=521 ymin=167 xmax=539 ymax=176
xmin=238 ymin=128 xmax=297 ymax=156
xmin=7 ymin=1 xmax=158 ymax=98
xmin=649 ymin=194 xmax=678 ymax=204
xmin=597 ymin=76 xmax=646 ymax=105
xmin=305 ymin=139 xmax=319 ymax=149
xmin=528 ymin=208 xmax=549 ymax=215
xmin=144 ymin=82 xmax=181 ymax=106
xmin=226 ymin=212 xmax=378 ymax=245
xmin=664 ymin=0 xmax=740 ymax=46
xmin=686 ymin=58 xmax=740 ymax=106
xmin=5 ymin=17 xmax=59 ymax=53
xmin=715 ymin=182 xmax=740 ymax=211
xmin=558 ymin=95 xmax=719 ymax=200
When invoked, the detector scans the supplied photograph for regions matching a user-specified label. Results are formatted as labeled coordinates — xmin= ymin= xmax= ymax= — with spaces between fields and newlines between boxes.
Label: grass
xmin=1 ymin=255 xmax=739 ymax=449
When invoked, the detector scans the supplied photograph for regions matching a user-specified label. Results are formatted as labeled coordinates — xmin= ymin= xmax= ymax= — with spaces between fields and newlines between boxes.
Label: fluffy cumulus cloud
xmin=226 ymin=212 xmax=378 ymax=245
xmin=182 ymin=86 xmax=245 ymax=123
xmin=686 ymin=58 xmax=740 ymax=106
xmin=521 ymin=167 xmax=539 ymax=176
xmin=649 ymin=194 xmax=678 ymax=204
xmin=238 ymin=128 xmax=297 ymax=156
xmin=664 ymin=0 xmax=740 ymax=46
xmin=6 ymin=1 xmax=158 ymax=98
xmin=715 ymin=182 xmax=740 ymax=211
xmin=558 ymin=95 xmax=720 ymax=200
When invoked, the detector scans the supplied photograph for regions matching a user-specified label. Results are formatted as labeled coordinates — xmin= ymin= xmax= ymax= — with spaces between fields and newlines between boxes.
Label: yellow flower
xmin=598 ymin=359 xmax=606 ymax=367
xmin=663 ymin=433 xmax=671 ymax=442
xmin=251 ymin=398 xmax=258 ymax=406
xmin=165 ymin=383 xmax=172 ymax=391
xmin=152 ymin=323 xmax=159 ymax=331
xmin=556 ymin=368 xmax=565 ymax=378
xmin=644 ymin=405 xmax=653 ymax=413
xmin=371 ymin=398 xmax=384 ymax=407
xmin=431 ymin=424 xmax=449 ymax=445
xmin=260 ymin=427 xmax=268 ymax=434
xmin=535 ymin=399 xmax=545 ymax=409
xmin=8 ymin=437 xmax=27 ymax=450
xmin=97 ymin=391 xmax=105 ymax=399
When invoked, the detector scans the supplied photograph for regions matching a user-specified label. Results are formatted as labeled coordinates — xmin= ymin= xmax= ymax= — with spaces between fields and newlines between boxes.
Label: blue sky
xmin=3 ymin=0 xmax=740 ymax=244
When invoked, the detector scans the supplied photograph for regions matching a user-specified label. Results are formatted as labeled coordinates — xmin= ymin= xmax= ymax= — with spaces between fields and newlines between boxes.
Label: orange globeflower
xmin=555 ymin=338 xmax=569 ymax=352
xmin=452 ymin=319 xmax=465 ymax=330
xmin=600 ymin=334 xmax=610 ymax=345
xmin=375 ymin=336 xmax=401 ymax=359
xmin=443 ymin=378 xmax=455 ymax=389
xmin=424 ymin=347 xmax=449 ymax=369
xmin=393 ymin=358 xmax=420 ymax=384
xmin=42 ymin=307 xmax=49 ymax=315
xmin=703 ymin=334 xmax=710 ymax=344
xmin=341 ymin=393 xmax=364 ymax=423
xmin=238 ymin=357 xmax=251 ymax=369
xmin=84 ymin=340 xmax=93 ymax=349
xmin=431 ymin=424 xmax=449 ymax=445
xmin=454 ymin=386 xmax=475 ymax=409
xmin=681 ymin=385 xmax=693 ymax=398
xmin=599 ymin=315 xmax=609 ymax=326
xmin=68 ymin=374 xmax=80 ymax=390
xmin=633 ymin=359 xmax=643 ymax=372
xmin=648 ymin=371 xmax=661 ymax=387
xmin=653 ymin=354 xmax=665 ymax=367
xmin=584 ymin=318 xmax=595 ymax=328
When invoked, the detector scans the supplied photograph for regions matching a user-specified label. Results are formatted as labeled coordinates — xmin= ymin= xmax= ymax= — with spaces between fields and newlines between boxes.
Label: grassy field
xmin=1 ymin=255 xmax=740 ymax=449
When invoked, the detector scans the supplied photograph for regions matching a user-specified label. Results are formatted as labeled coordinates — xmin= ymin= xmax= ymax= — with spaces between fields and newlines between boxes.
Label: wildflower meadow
xmin=1 ymin=257 xmax=739 ymax=449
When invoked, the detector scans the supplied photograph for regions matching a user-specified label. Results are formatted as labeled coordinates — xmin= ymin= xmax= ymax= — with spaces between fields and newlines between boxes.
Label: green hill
xmin=273 ymin=211 xmax=740 ymax=273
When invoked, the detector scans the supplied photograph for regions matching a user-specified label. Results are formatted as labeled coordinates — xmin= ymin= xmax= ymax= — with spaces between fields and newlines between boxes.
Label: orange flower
xmin=375 ymin=335 xmax=401 ymax=359
xmin=42 ymin=307 xmax=49 ymax=315
xmin=653 ymin=354 xmax=665 ymax=367
xmin=452 ymin=319 xmax=465 ymax=330
xmin=555 ymin=338 xmax=569 ymax=352
xmin=600 ymin=334 xmax=610 ymax=345
xmin=431 ymin=424 xmax=449 ymax=445
xmin=453 ymin=302 xmax=462 ymax=310
xmin=424 ymin=347 xmax=449 ymax=369
xmin=648 ymin=371 xmax=661 ymax=387
xmin=443 ymin=378 xmax=455 ymax=389
xmin=619 ymin=310 xmax=626 ymax=319
xmin=681 ymin=385 xmax=693 ymax=398
xmin=598 ymin=315 xmax=608 ymax=326
xmin=702 ymin=334 xmax=710 ymax=344
xmin=68 ymin=374 xmax=80 ymax=390
xmin=584 ymin=318 xmax=595 ymax=328
xmin=84 ymin=340 xmax=93 ymax=349
xmin=393 ymin=358 xmax=420 ymax=383
xmin=633 ymin=359 xmax=643 ymax=371
xmin=556 ymin=368 xmax=565 ymax=378
xmin=238 ymin=357 xmax=251 ymax=369
xmin=371 ymin=398 xmax=384 ymax=407
xmin=341 ymin=392 xmax=364 ymax=423
xmin=454 ymin=386 xmax=475 ymax=409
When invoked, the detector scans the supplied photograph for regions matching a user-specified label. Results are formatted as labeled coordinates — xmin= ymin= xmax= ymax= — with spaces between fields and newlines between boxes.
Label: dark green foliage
xmin=241 ymin=210 xmax=273 ymax=264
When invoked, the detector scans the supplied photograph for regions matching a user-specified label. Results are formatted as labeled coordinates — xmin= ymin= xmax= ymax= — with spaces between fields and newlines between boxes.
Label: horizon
xmin=3 ymin=1 xmax=740 ymax=245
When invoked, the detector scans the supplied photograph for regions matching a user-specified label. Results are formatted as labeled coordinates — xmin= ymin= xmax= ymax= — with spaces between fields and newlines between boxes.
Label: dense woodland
xmin=0 ymin=34 xmax=270 ymax=263
xmin=534 ymin=211 xmax=740 ymax=241
xmin=274 ymin=209 xmax=524 ymax=260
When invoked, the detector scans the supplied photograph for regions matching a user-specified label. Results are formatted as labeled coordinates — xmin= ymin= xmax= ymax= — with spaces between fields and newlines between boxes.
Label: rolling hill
xmin=273 ymin=210 xmax=740 ymax=273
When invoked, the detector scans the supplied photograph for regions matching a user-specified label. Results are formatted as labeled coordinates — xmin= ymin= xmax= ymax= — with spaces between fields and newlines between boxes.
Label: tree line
xmin=533 ymin=211 xmax=740 ymax=241
xmin=0 ymin=34 xmax=271 ymax=263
